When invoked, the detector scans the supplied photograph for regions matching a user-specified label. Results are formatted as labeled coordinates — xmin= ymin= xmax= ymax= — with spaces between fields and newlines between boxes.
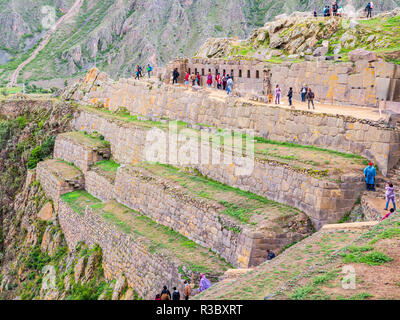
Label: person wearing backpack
xmin=147 ymin=64 xmax=152 ymax=78
xmin=160 ymin=285 xmax=171 ymax=300
xmin=365 ymin=2 xmax=373 ymax=18
xmin=306 ymin=88 xmax=315 ymax=110
xmin=172 ymin=287 xmax=180 ymax=300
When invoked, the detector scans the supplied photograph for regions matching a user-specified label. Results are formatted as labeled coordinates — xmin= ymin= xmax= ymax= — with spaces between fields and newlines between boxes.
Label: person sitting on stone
xmin=267 ymin=249 xmax=276 ymax=260
xmin=381 ymin=208 xmax=395 ymax=222
xmin=364 ymin=162 xmax=376 ymax=191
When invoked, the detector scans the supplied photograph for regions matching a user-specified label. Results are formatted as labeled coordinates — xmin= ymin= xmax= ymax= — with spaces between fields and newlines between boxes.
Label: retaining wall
xmin=57 ymin=200 xmax=185 ymax=299
xmin=73 ymin=109 xmax=364 ymax=228
xmin=73 ymin=72 xmax=400 ymax=176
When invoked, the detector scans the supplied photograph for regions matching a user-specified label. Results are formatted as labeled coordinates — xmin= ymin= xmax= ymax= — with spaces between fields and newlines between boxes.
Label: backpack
xmin=370 ymin=2 xmax=374 ymax=8
xmin=149 ymin=65 xmax=153 ymax=71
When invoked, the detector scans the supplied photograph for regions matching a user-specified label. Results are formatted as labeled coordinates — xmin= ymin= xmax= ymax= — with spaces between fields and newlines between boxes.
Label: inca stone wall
xmin=84 ymin=170 xmax=114 ymax=202
xmin=36 ymin=160 xmax=84 ymax=210
xmin=114 ymin=166 xmax=258 ymax=267
xmin=73 ymin=109 xmax=365 ymax=228
xmin=73 ymin=71 xmax=400 ymax=176
xmin=57 ymin=201 xmax=185 ymax=300
xmin=164 ymin=57 xmax=400 ymax=107
xmin=54 ymin=134 xmax=108 ymax=173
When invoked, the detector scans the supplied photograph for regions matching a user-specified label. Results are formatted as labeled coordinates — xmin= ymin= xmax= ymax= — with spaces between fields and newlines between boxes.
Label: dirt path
xmin=8 ymin=0 xmax=84 ymax=87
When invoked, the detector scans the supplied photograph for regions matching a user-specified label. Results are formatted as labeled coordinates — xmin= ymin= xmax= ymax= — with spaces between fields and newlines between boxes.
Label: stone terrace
xmin=58 ymin=191 xmax=231 ymax=299
xmin=113 ymin=162 xmax=313 ymax=267
xmin=65 ymin=68 xmax=400 ymax=176
xmin=54 ymin=131 xmax=111 ymax=173
xmin=72 ymin=106 xmax=366 ymax=228
xmin=36 ymin=159 xmax=84 ymax=210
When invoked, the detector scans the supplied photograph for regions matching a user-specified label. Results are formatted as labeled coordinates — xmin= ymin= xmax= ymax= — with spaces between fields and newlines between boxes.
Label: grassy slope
xmin=197 ymin=215 xmax=400 ymax=300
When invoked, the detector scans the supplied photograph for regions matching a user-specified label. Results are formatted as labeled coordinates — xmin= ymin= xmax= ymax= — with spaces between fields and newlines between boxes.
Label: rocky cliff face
xmin=195 ymin=7 xmax=400 ymax=64
xmin=1 ymin=0 xmax=400 ymax=86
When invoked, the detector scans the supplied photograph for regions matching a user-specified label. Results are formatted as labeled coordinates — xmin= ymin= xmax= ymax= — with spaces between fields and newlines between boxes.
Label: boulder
xmin=37 ymin=202 xmax=54 ymax=221
xmin=313 ymin=46 xmax=328 ymax=57
xmin=348 ymin=49 xmax=377 ymax=62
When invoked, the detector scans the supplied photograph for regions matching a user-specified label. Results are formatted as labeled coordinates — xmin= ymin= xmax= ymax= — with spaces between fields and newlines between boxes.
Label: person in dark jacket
xmin=160 ymin=285 xmax=171 ymax=300
xmin=288 ymin=87 xmax=293 ymax=108
xmin=306 ymin=88 xmax=315 ymax=110
xmin=172 ymin=287 xmax=180 ymax=300
xmin=267 ymin=249 xmax=276 ymax=260
xmin=172 ymin=68 xmax=180 ymax=84
xmin=365 ymin=2 xmax=373 ymax=18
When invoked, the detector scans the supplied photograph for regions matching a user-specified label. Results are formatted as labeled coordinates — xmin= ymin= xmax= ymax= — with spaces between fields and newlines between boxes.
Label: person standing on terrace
xmin=216 ymin=72 xmax=222 ymax=89
xmin=226 ymin=76 xmax=233 ymax=95
xmin=172 ymin=68 xmax=180 ymax=84
xmin=364 ymin=162 xmax=376 ymax=191
xmin=306 ymin=87 xmax=315 ymax=110
xmin=288 ymin=87 xmax=293 ymax=108
xmin=207 ymin=72 xmax=213 ymax=87
xmin=274 ymin=85 xmax=281 ymax=104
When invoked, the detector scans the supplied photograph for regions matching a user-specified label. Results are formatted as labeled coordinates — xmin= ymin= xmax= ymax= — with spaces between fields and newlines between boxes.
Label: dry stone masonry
xmin=66 ymin=68 xmax=400 ymax=176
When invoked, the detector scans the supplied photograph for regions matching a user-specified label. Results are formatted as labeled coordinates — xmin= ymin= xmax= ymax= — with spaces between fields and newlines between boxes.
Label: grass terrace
xmin=90 ymin=160 xmax=120 ymax=182
xmin=44 ymin=159 xmax=83 ymax=181
xmin=60 ymin=190 xmax=232 ymax=276
xmin=197 ymin=215 xmax=400 ymax=300
xmin=137 ymin=162 xmax=305 ymax=227
xmin=59 ymin=131 xmax=110 ymax=149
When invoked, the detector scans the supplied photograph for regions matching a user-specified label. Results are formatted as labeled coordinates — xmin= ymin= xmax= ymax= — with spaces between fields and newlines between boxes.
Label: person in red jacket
xmin=207 ymin=72 xmax=213 ymax=87
xmin=184 ymin=71 xmax=190 ymax=87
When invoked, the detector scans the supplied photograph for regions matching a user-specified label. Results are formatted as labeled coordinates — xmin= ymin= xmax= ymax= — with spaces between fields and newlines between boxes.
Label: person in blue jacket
xmin=364 ymin=162 xmax=376 ymax=191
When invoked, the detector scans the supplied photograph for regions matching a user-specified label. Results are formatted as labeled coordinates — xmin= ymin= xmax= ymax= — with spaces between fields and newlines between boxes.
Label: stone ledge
xmin=54 ymin=131 xmax=110 ymax=173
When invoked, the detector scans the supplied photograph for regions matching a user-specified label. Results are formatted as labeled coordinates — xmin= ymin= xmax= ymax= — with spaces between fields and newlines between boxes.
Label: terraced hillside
xmin=197 ymin=217 xmax=400 ymax=300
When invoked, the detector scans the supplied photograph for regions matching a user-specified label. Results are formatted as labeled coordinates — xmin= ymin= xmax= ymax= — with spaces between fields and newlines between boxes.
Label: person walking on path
xmin=135 ymin=68 xmax=140 ymax=80
xmin=198 ymin=274 xmax=211 ymax=293
xmin=207 ymin=72 xmax=213 ymax=87
xmin=191 ymin=72 xmax=196 ymax=86
xmin=184 ymin=71 xmax=190 ymax=87
xmin=216 ymin=73 xmax=222 ymax=89
xmin=384 ymin=183 xmax=396 ymax=210
xmin=306 ymin=87 xmax=315 ymax=110
xmin=172 ymin=287 xmax=181 ymax=300
xmin=300 ymin=84 xmax=308 ymax=102
xmin=172 ymin=68 xmax=180 ymax=84
xmin=226 ymin=76 xmax=233 ymax=95
xmin=160 ymin=285 xmax=171 ymax=300
xmin=147 ymin=64 xmax=152 ymax=78
xmin=274 ymin=85 xmax=281 ymax=104
xmin=364 ymin=162 xmax=376 ymax=191
xmin=183 ymin=276 xmax=194 ymax=300
xmin=196 ymin=72 xmax=201 ymax=86
xmin=222 ymin=73 xmax=227 ymax=90
xmin=365 ymin=2 xmax=373 ymax=18
xmin=288 ymin=87 xmax=293 ymax=108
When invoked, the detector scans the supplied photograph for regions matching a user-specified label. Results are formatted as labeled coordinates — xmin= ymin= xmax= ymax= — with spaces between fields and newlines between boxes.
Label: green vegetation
xmin=93 ymin=160 xmax=120 ymax=173
xmin=61 ymin=190 xmax=101 ymax=215
xmin=61 ymin=191 xmax=231 ymax=276
xmin=143 ymin=162 xmax=303 ymax=226
xmin=340 ymin=245 xmax=393 ymax=266
xmin=27 ymin=136 xmax=55 ymax=169
xmin=253 ymin=136 xmax=366 ymax=161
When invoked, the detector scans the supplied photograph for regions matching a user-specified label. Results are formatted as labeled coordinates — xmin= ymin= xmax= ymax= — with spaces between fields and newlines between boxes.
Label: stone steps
xmin=54 ymin=131 xmax=111 ymax=173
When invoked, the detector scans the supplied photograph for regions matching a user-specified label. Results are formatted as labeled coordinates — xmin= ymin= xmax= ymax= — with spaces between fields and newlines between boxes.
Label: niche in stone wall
xmin=256 ymin=70 xmax=260 ymax=79
xmin=202 ymin=68 xmax=205 ymax=76
xmin=247 ymin=70 xmax=251 ymax=78
xmin=239 ymin=70 xmax=242 ymax=77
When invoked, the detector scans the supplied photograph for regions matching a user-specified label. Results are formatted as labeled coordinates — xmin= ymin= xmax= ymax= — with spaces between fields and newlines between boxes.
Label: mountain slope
xmin=1 ymin=0 xmax=400 ymax=86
